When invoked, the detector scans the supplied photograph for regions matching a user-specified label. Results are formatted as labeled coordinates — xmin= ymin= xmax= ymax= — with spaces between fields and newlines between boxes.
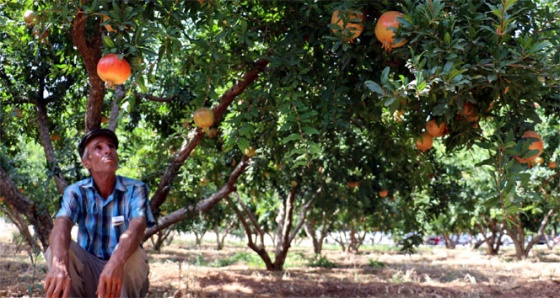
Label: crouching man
xmin=44 ymin=129 xmax=155 ymax=297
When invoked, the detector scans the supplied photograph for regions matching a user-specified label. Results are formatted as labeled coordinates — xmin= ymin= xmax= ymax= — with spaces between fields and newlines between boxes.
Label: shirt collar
xmin=82 ymin=175 xmax=127 ymax=193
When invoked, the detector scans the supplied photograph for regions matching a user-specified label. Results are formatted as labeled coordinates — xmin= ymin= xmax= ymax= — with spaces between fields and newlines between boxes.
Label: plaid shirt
xmin=57 ymin=176 xmax=155 ymax=260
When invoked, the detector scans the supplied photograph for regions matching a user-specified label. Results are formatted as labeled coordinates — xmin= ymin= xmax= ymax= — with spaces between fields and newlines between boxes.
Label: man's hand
xmin=45 ymin=217 xmax=73 ymax=298
xmin=96 ymin=261 xmax=124 ymax=298
xmin=44 ymin=260 xmax=71 ymax=298
xmin=97 ymin=217 xmax=146 ymax=298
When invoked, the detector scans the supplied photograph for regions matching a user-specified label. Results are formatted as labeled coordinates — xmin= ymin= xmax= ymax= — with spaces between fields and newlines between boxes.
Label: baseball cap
xmin=78 ymin=128 xmax=119 ymax=158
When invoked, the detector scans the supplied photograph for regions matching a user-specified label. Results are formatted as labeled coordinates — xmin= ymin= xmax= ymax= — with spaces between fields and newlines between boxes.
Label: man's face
xmin=82 ymin=136 xmax=119 ymax=174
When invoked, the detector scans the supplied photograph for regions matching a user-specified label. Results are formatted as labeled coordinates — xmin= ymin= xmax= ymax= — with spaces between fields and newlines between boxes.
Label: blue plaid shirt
xmin=56 ymin=176 xmax=156 ymax=260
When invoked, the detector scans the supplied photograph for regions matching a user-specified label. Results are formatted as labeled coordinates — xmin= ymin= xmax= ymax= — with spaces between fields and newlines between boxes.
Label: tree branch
xmin=0 ymin=166 xmax=52 ymax=250
xmin=144 ymin=156 xmax=250 ymax=240
xmin=149 ymin=58 xmax=269 ymax=210
xmin=35 ymin=100 xmax=68 ymax=194
xmin=134 ymin=92 xmax=173 ymax=103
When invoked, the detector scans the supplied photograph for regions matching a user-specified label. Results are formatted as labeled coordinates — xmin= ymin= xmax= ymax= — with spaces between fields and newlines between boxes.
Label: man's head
xmin=78 ymin=129 xmax=119 ymax=159
xmin=78 ymin=129 xmax=120 ymax=175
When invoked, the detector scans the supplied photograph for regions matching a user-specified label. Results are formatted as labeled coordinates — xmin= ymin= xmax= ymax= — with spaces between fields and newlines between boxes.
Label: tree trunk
xmin=506 ymin=209 xmax=555 ymax=260
xmin=0 ymin=167 xmax=52 ymax=251
xmin=228 ymin=183 xmax=309 ymax=271
xmin=214 ymin=226 xmax=223 ymax=250
xmin=303 ymin=218 xmax=322 ymax=254
xmin=477 ymin=223 xmax=499 ymax=255
xmin=442 ymin=233 xmax=456 ymax=249
xmin=193 ymin=230 xmax=205 ymax=247
xmin=150 ymin=227 xmax=174 ymax=251
xmin=71 ymin=7 xmax=104 ymax=132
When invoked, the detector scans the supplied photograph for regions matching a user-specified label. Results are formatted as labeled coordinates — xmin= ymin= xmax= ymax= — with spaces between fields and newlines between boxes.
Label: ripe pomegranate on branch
xmin=193 ymin=107 xmax=215 ymax=131
xmin=330 ymin=9 xmax=365 ymax=42
xmin=96 ymin=53 xmax=132 ymax=88
xmin=375 ymin=11 xmax=407 ymax=52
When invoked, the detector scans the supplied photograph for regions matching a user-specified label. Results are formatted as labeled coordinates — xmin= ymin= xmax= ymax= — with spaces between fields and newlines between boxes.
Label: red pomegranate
xmin=97 ymin=54 xmax=131 ymax=88
xmin=374 ymin=11 xmax=407 ymax=52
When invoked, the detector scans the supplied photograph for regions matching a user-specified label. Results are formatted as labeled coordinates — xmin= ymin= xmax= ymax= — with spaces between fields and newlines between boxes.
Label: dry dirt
xmin=1 ymin=224 xmax=560 ymax=298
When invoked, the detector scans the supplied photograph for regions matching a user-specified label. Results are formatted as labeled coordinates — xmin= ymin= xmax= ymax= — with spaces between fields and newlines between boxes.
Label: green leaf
xmin=102 ymin=36 xmax=115 ymax=48
xmin=282 ymin=134 xmax=302 ymax=144
xmin=416 ymin=80 xmax=427 ymax=92
xmin=236 ymin=138 xmax=250 ymax=152
xmin=365 ymin=80 xmax=384 ymax=95
xmin=302 ymin=126 xmax=320 ymax=136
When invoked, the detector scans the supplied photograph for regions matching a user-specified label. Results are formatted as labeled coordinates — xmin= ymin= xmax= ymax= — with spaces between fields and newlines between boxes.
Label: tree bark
xmin=303 ymin=211 xmax=332 ymax=255
xmin=228 ymin=193 xmax=275 ymax=270
xmin=273 ymin=185 xmax=298 ymax=269
xmin=35 ymin=100 xmax=68 ymax=194
xmin=71 ymin=8 xmax=104 ymax=132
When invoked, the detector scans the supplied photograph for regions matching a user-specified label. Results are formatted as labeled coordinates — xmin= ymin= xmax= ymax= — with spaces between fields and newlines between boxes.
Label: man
xmin=44 ymin=128 xmax=155 ymax=298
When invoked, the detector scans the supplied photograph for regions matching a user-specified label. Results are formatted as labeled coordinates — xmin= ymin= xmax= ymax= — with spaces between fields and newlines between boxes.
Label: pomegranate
xmin=458 ymin=102 xmax=480 ymax=122
xmin=378 ymin=189 xmax=388 ymax=198
xmin=96 ymin=54 xmax=131 ymax=88
xmin=206 ymin=128 xmax=218 ymax=138
xmin=331 ymin=9 xmax=364 ymax=41
xmin=374 ymin=11 xmax=407 ymax=51
xmin=514 ymin=131 xmax=544 ymax=163
xmin=24 ymin=10 xmax=35 ymax=26
xmin=50 ymin=134 xmax=61 ymax=142
xmin=415 ymin=133 xmax=433 ymax=152
xmin=193 ymin=107 xmax=214 ymax=128
xmin=348 ymin=181 xmax=360 ymax=189
xmin=426 ymin=119 xmax=448 ymax=138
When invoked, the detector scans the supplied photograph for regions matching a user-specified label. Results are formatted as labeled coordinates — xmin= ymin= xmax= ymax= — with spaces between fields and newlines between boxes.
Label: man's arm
xmin=44 ymin=216 xmax=73 ymax=298
xmin=97 ymin=216 xmax=146 ymax=298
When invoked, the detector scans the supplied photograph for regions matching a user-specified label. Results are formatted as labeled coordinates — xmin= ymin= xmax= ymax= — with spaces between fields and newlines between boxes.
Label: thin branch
xmin=234 ymin=190 xmax=261 ymax=239
xmin=143 ymin=156 xmax=250 ymax=240
xmin=227 ymin=196 xmax=255 ymax=245
xmin=134 ymin=92 xmax=173 ymax=103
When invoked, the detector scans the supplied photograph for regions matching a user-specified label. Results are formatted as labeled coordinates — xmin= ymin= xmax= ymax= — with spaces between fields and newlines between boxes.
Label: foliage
xmin=307 ymin=254 xmax=337 ymax=269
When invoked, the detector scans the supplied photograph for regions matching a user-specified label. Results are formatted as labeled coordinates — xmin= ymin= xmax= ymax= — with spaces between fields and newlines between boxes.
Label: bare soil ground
xmin=1 ymin=224 xmax=560 ymax=298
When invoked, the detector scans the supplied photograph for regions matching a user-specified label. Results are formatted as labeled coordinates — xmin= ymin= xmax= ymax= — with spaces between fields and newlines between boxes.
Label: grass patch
xmin=284 ymin=251 xmax=308 ymax=268
xmin=368 ymin=259 xmax=386 ymax=269
xmin=307 ymin=254 xmax=337 ymax=268
xmin=209 ymin=251 xmax=263 ymax=268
